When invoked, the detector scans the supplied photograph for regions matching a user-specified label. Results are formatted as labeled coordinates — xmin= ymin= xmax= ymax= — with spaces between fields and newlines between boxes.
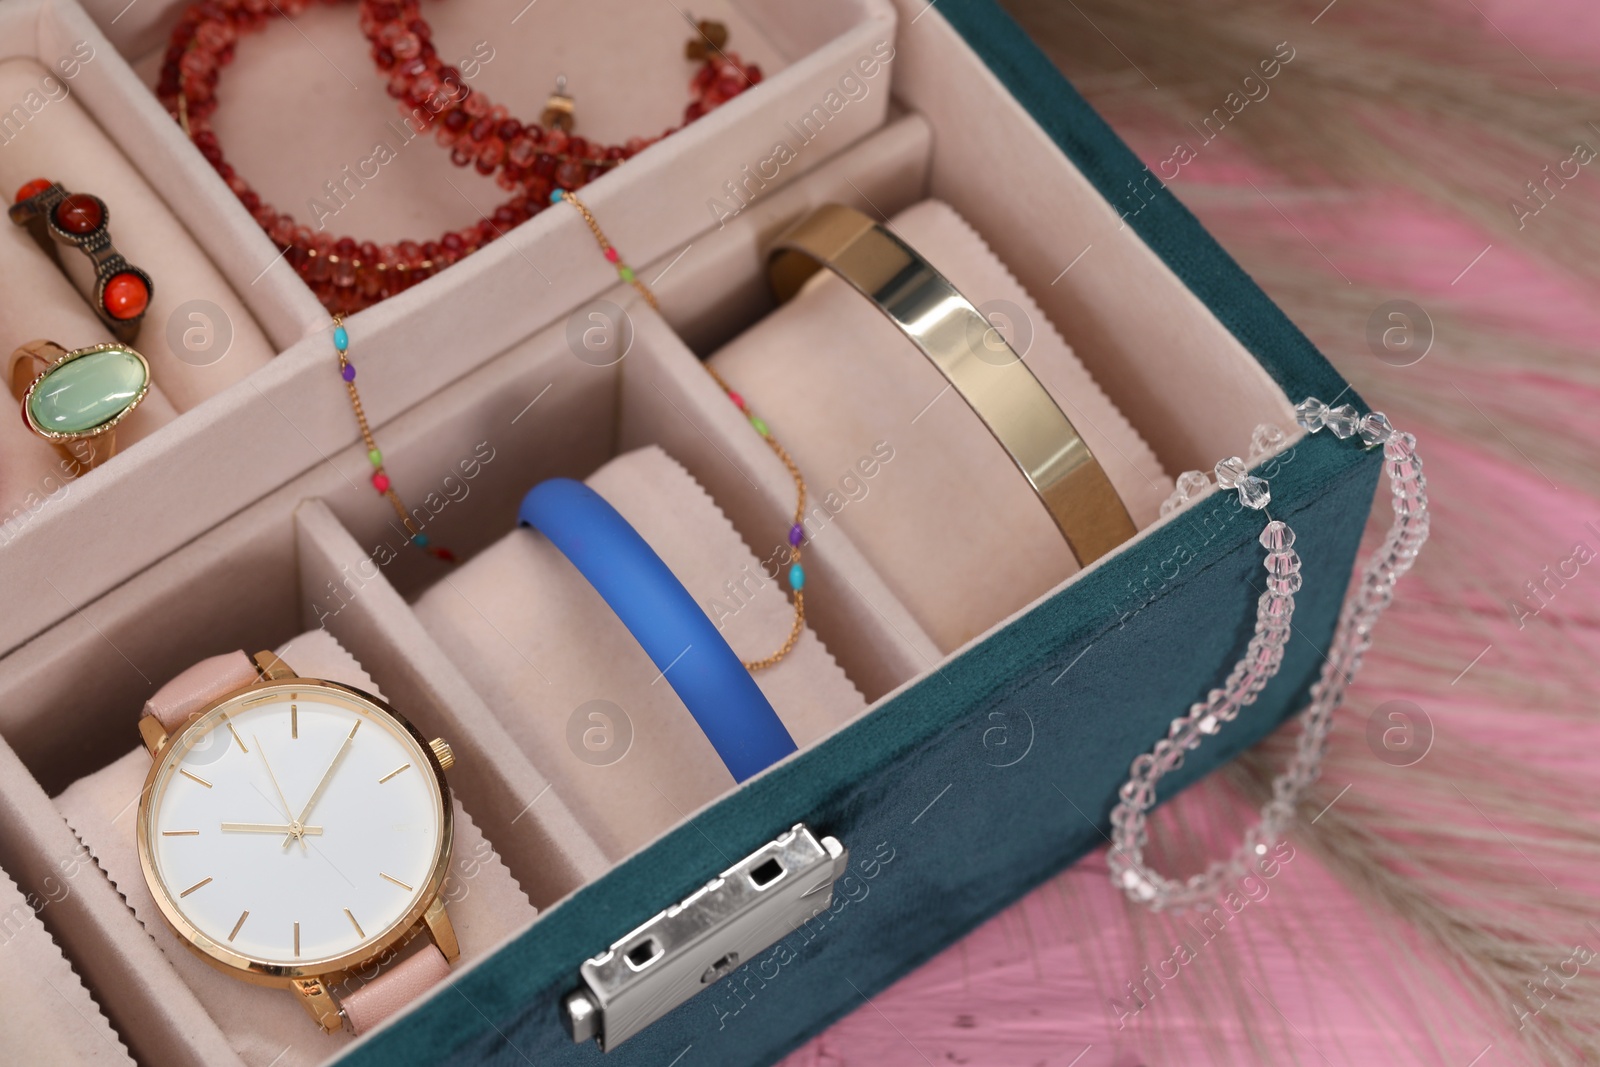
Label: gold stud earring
xmin=685 ymin=18 xmax=730 ymax=59
xmin=541 ymin=74 xmax=575 ymax=132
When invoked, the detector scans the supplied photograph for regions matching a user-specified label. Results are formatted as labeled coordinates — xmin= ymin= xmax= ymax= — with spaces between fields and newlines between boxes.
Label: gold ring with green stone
xmin=9 ymin=339 xmax=151 ymax=472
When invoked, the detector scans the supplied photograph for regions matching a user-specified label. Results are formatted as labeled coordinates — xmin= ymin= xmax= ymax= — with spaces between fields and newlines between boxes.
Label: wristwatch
xmin=134 ymin=649 xmax=460 ymax=1034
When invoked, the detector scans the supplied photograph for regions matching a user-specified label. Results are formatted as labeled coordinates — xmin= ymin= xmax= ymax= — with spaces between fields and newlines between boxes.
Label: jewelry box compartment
xmin=0 ymin=503 xmax=564 ymax=1067
xmin=0 ymin=852 xmax=132 ymax=1063
xmin=0 ymin=0 xmax=899 ymax=655
xmin=0 ymin=0 xmax=290 ymax=533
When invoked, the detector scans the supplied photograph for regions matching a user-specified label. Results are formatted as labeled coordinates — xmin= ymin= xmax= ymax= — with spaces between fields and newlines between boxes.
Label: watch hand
xmin=284 ymin=720 xmax=359 ymax=851
xmin=253 ymin=734 xmax=308 ymax=853
xmin=221 ymin=822 xmax=325 ymax=835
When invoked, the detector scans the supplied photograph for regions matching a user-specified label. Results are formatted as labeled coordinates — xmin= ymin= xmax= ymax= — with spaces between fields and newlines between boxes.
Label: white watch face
xmin=140 ymin=682 xmax=447 ymax=971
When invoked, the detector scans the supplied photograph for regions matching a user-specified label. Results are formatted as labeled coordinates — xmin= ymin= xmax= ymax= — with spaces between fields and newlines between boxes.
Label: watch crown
xmin=429 ymin=737 xmax=455 ymax=771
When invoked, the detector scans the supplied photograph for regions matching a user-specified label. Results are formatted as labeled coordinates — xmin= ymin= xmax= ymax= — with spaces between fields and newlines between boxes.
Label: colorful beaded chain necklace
xmin=330 ymin=315 xmax=455 ymax=561
xmin=160 ymin=1 xmax=761 ymax=313
xmin=556 ymin=189 xmax=809 ymax=672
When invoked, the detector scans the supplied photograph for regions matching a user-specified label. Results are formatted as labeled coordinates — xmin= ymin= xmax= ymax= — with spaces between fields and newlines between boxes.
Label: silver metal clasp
xmin=562 ymin=823 xmax=847 ymax=1051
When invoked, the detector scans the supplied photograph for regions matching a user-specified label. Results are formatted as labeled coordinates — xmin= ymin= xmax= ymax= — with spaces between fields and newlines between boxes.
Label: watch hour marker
xmin=379 ymin=763 xmax=411 ymax=784
xmin=380 ymin=872 xmax=413 ymax=892
xmin=179 ymin=877 xmax=213 ymax=898
xmin=348 ymin=719 xmax=362 ymax=740
xmin=180 ymin=769 xmax=212 ymax=788
xmin=228 ymin=910 xmax=249 ymax=942
xmin=344 ymin=908 xmax=365 ymax=939
xmin=291 ymin=704 xmax=298 ymax=739
xmin=222 ymin=712 xmax=248 ymax=754
xmin=161 ymin=829 xmax=200 ymax=837
xmin=293 ymin=922 xmax=300 ymax=957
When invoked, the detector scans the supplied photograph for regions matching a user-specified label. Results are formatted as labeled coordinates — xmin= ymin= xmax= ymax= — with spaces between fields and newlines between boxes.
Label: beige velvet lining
xmin=0 ymin=860 xmax=132 ymax=1064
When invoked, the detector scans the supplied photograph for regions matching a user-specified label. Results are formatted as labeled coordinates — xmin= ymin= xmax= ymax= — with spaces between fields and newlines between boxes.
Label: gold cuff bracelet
xmin=767 ymin=204 xmax=1136 ymax=566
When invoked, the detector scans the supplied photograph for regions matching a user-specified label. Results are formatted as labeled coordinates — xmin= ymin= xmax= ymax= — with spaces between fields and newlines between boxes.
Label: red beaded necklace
xmin=159 ymin=0 xmax=761 ymax=314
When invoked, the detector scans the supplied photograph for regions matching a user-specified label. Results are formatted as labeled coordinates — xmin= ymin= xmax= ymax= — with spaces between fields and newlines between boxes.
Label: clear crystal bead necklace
xmin=1110 ymin=398 xmax=1428 ymax=910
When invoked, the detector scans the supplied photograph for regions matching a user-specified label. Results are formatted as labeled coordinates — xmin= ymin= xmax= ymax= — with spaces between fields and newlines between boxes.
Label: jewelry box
xmin=0 ymin=0 xmax=1379 ymax=1063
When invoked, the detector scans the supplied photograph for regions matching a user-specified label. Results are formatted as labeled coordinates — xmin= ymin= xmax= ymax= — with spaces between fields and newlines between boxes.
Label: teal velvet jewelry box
xmin=0 ymin=0 xmax=1378 ymax=1060
xmin=341 ymin=1 xmax=1379 ymax=1064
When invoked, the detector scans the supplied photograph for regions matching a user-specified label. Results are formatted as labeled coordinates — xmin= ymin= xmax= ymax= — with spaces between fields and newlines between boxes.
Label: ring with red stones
xmin=8 ymin=178 xmax=154 ymax=345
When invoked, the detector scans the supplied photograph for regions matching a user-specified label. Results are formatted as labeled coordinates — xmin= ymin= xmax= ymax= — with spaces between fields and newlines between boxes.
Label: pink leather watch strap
xmin=141 ymin=651 xmax=259 ymax=732
xmin=342 ymin=943 xmax=452 ymax=1035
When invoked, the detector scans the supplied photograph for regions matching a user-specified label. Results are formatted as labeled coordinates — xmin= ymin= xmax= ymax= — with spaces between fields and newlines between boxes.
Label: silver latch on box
xmin=562 ymin=823 xmax=847 ymax=1051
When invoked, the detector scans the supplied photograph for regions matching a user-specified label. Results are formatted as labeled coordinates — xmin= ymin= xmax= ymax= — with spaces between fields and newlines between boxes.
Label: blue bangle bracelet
xmin=519 ymin=478 xmax=798 ymax=782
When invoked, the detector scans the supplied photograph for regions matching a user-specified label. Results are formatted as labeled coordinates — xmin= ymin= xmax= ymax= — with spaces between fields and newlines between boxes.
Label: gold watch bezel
xmin=134 ymin=673 xmax=454 ymax=990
